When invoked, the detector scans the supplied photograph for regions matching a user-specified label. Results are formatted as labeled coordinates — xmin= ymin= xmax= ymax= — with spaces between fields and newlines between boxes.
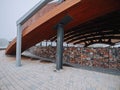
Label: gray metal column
xmin=15 ymin=0 xmax=53 ymax=67
xmin=40 ymin=42 xmax=42 ymax=47
xmin=46 ymin=40 xmax=47 ymax=47
xmin=16 ymin=24 xmax=22 ymax=66
xmin=50 ymin=41 xmax=53 ymax=46
xmin=56 ymin=24 xmax=64 ymax=70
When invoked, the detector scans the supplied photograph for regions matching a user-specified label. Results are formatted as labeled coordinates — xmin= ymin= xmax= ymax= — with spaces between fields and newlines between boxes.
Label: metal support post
xmin=56 ymin=24 xmax=64 ymax=70
xmin=54 ymin=15 xmax=72 ymax=70
xmin=50 ymin=41 xmax=52 ymax=46
xmin=16 ymin=24 xmax=22 ymax=66
xmin=40 ymin=42 xmax=42 ymax=47
xmin=15 ymin=0 xmax=53 ymax=67
xmin=67 ymin=43 xmax=68 ymax=47
xmin=41 ymin=41 xmax=43 ymax=46
xmin=46 ymin=40 xmax=47 ymax=47
xmin=51 ymin=41 xmax=53 ymax=46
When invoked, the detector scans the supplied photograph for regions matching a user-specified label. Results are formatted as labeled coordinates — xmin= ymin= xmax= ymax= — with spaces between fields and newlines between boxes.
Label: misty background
xmin=0 ymin=0 xmax=43 ymax=41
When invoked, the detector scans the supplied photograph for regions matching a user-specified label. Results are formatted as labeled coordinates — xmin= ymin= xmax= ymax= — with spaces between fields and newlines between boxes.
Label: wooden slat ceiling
xmin=50 ymin=11 xmax=120 ymax=46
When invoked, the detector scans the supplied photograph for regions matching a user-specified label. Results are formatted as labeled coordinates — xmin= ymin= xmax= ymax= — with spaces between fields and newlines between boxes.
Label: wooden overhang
xmin=6 ymin=0 xmax=120 ymax=55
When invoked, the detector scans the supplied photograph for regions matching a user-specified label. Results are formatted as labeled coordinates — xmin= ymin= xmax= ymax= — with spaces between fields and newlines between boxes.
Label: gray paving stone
xmin=0 ymin=50 xmax=120 ymax=90
xmin=108 ymin=87 xmax=116 ymax=90
xmin=86 ymin=87 xmax=96 ymax=90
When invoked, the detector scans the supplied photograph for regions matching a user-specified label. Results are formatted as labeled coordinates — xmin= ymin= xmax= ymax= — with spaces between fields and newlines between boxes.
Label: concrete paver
xmin=0 ymin=50 xmax=120 ymax=90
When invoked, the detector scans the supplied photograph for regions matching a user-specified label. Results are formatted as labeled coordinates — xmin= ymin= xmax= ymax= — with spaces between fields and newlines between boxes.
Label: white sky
xmin=0 ymin=0 xmax=42 ymax=41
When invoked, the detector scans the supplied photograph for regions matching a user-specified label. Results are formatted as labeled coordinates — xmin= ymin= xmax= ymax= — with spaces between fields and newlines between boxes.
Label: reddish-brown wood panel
xmin=6 ymin=0 xmax=120 ymax=55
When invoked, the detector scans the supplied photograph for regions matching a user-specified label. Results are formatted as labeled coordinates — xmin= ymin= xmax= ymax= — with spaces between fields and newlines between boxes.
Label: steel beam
xmin=17 ymin=0 xmax=53 ymax=25
xmin=58 ymin=0 xmax=64 ymax=3
xmin=56 ymin=24 xmax=64 ymax=70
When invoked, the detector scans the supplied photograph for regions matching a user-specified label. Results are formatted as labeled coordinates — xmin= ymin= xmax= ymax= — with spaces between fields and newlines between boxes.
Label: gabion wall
xmin=29 ymin=46 xmax=120 ymax=70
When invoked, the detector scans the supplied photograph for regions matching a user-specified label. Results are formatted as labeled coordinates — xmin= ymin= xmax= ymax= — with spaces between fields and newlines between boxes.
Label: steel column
xmin=16 ymin=24 xmax=22 ymax=66
xmin=40 ymin=42 xmax=42 ymax=47
xmin=16 ymin=0 xmax=53 ymax=67
xmin=56 ymin=24 xmax=64 ymax=70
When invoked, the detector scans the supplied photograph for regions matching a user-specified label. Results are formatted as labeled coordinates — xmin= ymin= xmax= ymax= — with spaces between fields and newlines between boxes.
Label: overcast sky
xmin=0 ymin=0 xmax=41 ymax=41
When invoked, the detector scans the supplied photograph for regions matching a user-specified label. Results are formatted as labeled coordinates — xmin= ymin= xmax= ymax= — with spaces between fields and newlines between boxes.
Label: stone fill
xmin=28 ymin=46 xmax=120 ymax=70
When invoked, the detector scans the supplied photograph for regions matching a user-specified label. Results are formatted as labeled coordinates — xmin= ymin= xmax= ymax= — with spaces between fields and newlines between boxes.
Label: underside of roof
xmin=6 ymin=0 xmax=120 ymax=55
xmin=51 ymin=11 xmax=120 ymax=47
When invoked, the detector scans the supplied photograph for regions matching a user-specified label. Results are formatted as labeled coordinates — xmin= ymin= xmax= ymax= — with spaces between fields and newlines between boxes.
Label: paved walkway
xmin=0 ymin=50 xmax=120 ymax=90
